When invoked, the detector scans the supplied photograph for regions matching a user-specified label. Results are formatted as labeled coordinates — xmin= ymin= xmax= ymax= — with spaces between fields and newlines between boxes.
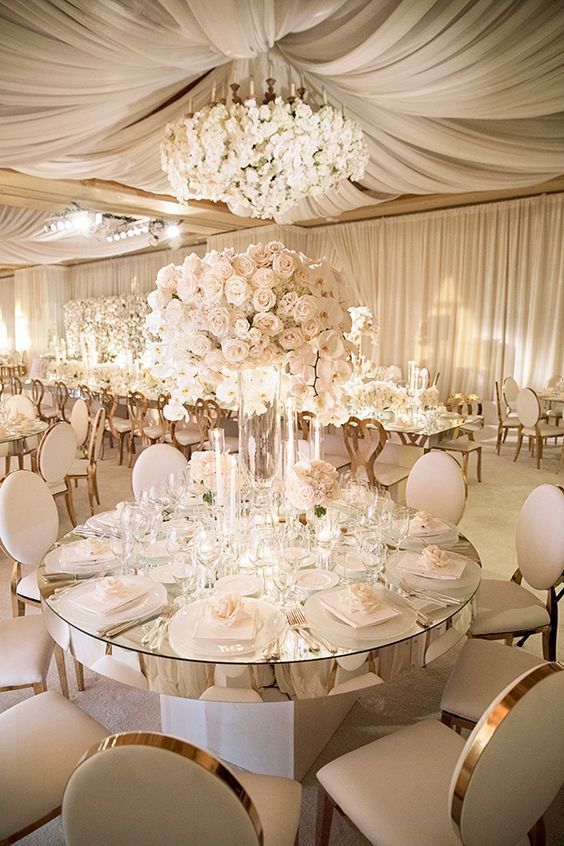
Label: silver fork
xmin=399 ymin=578 xmax=461 ymax=607
xmin=285 ymin=609 xmax=320 ymax=652
xmin=148 ymin=604 xmax=176 ymax=650
xmin=287 ymin=607 xmax=338 ymax=654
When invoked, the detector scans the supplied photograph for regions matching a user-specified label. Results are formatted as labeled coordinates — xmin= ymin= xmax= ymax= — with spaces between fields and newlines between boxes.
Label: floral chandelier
xmin=161 ymin=75 xmax=368 ymax=220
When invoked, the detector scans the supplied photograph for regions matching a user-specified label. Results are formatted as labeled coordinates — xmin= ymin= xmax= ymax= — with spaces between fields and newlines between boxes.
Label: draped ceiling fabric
xmin=0 ymin=0 xmax=563 ymax=265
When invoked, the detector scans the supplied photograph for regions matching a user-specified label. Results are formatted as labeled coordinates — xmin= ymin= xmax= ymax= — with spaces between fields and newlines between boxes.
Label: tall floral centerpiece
xmin=146 ymin=241 xmax=352 ymax=497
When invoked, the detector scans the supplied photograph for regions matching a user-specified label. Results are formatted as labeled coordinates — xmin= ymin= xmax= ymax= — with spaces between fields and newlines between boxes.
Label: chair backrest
xmin=515 ymin=387 xmax=541 ymax=429
xmin=99 ymin=389 xmax=117 ymax=425
xmin=502 ymin=376 xmax=519 ymax=408
xmin=449 ymin=662 xmax=564 ymax=846
xmin=37 ymin=421 xmax=77 ymax=485
xmin=545 ymin=374 xmax=562 ymax=390
xmin=87 ymin=408 xmax=106 ymax=463
xmin=131 ymin=443 xmax=188 ymax=499
xmin=10 ymin=374 xmax=22 ymax=395
xmin=127 ymin=391 xmax=148 ymax=431
xmin=54 ymin=380 xmax=69 ymax=420
xmin=6 ymin=393 xmax=36 ymax=419
xmin=515 ymin=484 xmax=564 ymax=590
xmin=494 ymin=381 xmax=505 ymax=424
xmin=0 ymin=470 xmax=58 ymax=566
xmin=62 ymin=732 xmax=263 ymax=846
xmin=203 ymin=398 xmax=222 ymax=430
xmin=70 ymin=398 xmax=90 ymax=448
xmin=406 ymin=451 xmax=466 ymax=524
xmin=30 ymin=378 xmax=44 ymax=413
xmin=78 ymin=384 xmax=93 ymax=414
xmin=342 ymin=417 xmax=386 ymax=486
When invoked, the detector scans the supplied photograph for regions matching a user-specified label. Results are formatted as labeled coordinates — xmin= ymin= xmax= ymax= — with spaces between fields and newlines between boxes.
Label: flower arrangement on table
xmin=285 ymin=458 xmax=341 ymax=517
xmin=346 ymin=378 xmax=409 ymax=420
xmin=146 ymin=241 xmax=353 ymax=425
xmin=47 ymin=358 xmax=86 ymax=384
xmin=345 ymin=305 xmax=379 ymax=349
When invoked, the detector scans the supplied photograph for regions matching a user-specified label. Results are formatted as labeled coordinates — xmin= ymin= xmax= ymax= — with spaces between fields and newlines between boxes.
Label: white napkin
xmin=321 ymin=585 xmax=399 ymax=629
xmin=396 ymin=547 xmax=466 ymax=580
xmin=409 ymin=511 xmax=449 ymax=537
xmin=69 ymin=577 xmax=149 ymax=615
xmin=193 ymin=594 xmax=257 ymax=643
xmin=58 ymin=539 xmax=114 ymax=567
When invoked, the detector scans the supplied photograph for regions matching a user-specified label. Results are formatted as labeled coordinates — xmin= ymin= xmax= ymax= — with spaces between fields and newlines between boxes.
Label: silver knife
xmin=98 ymin=610 xmax=163 ymax=638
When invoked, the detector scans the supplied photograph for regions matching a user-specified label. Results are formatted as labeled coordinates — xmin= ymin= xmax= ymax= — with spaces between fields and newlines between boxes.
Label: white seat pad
xmin=236 ymin=770 xmax=302 ymax=846
xmin=470 ymin=579 xmax=550 ymax=636
xmin=70 ymin=458 xmax=88 ymax=476
xmin=317 ymin=720 xmax=464 ymax=846
xmin=112 ymin=418 xmax=131 ymax=433
xmin=47 ymin=479 xmax=67 ymax=495
xmin=0 ymin=691 xmax=107 ymax=841
xmin=16 ymin=569 xmax=40 ymax=602
xmin=439 ymin=439 xmax=481 ymax=453
xmin=175 ymin=427 xmax=202 ymax=446
xmin=0 ymin=614 xmax=53 ymax=687
xmin=440 ymin=639 xmax=545 ymax=723
xmin=373 ymin=462 xmax=409 ymax=487
xmin=324 ymin=453 xmax=350 ymax=470
xmin=42 ymin=406 xmax=59 ymax=418
xmin=521 ymin=424 xmax=564 ymax=437
xmin=143 ymin=425 xmax=163 ymax=439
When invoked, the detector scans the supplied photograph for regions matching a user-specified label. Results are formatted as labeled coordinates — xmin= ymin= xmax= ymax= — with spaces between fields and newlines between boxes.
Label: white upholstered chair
xmin=131 ymin=443 xmax=188 ymax=500
xmin=0 ymin=469 xmax=70 ymax=696
xmin=405 ymin=451 xmax=466 ymax=525
xmin=494 ymin=380 xmax=520 ymax=453
xmin=70 ymin=397 xmax=90 ymax=455
xmin=30 ymin=378 xmax=58 ymax=423
xmin=316 ymin=662 xmax=564 ymax=846
xmin=0 ymin=691 xmax=108 ymax=843
xmin=440 ymin=638 xmax=545 ymax=731
xmin=6 ymin=393 xmax=36 ymax=419
xmin=514 ymin=388 xmax=564 ymax=470
xmin=470 ymin=483 xmax=564 ymax=661
xmin=502 ymin=375 xmax=519 ymax=413
xmin=62 ymin=731 xmax=302 ymax=846
xmin=35 ymin=421 xmax=78 ymax=526
xmin=342 ymin=417 xmax=408 ymax=491
xmin=68 ymin=408 xmax=105 ymax=515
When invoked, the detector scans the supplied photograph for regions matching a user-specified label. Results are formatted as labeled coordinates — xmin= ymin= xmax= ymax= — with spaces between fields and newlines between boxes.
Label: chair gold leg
xmin=477 ymin=448 xmax=482 ymax=482
xmin=54 ymin=644 xmax=69 ymax=698
xmin=93 ymin=469 xmax=100 ymax=505
xmin=32 ymin=682 xmax=46 ymax=695
xmin=502 ymin=428 xmax=509 ymax=443
xmin=64 ymin=483 xmax=78 ymax=527
xmin=496 ymin=428 xmax=502 ymax=454
xmin=87 ymin=475 xmax=96 ymax=515
xmin=118 ymin=433 xmax=125 ymax=465
xmin=514 ymin=431 xmax=523 ymax=462
xmin=74 ymin=658 xmax=85 ymax=691
xmin=316 ymin=790 xmax=336 ymax=846
xmin=504 ymin=635 xmax=514 ymax=647
xmin=462 ymin=452 xmax=469 ymax=480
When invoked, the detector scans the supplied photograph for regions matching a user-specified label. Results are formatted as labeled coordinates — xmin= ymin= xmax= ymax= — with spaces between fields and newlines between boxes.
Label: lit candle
xmin=407 ymin=360 xmax=415 ymax=392
xmin=209 ymin=428 xmax=225 ymax=507
xmin=285 ymin=397 xmax=296 ymax=472
xmin=290 ymin=82 xmax=296 ymax=97
xmin=322 ymin=88 xmax=327 ymax=105
xmin=249 ymin=77 xmax=255 ymax=97
xmin=312 ymin=416 xmax=323 ymax=460
xmin=211 ymin=84 xmax=216 ymax=101
xmin=229 ymin=457 xmax=237 ymax=529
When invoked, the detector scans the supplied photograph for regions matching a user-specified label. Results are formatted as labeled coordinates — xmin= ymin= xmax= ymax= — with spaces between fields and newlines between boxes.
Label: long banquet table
xmin=39 ymin=516 xmax=481 ymax=778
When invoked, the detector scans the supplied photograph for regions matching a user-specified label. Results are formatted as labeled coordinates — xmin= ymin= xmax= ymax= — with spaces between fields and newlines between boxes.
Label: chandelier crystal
xmin=161 ymin=77 xmax=368 ymax=219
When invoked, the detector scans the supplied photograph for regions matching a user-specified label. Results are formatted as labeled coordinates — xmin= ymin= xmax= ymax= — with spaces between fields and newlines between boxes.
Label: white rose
xmin=147 ymin=288 xmax=171 ymax=311
xmin=156 ymin=263 xmax=180 ymax=290
xmin=232 ymin=254 xmax=255 ymax=278
xmin=209 ymin=256 xmax=235 ymax=282
xmin=279 ymin=326 xmax=305 ymax=350
xmin=252 ymin=267 xmax=275 ymax=289
xmin=233 ymin=317 xmax=251 ymax=338
xmin=182 ymin=253 xmax=203 ymax=279
xmin=200 ymin=272 xmax=224 ymax=301
xmin=221 ymin=338 xmax=250 ymax=365
xmin=225 ymin=276 xmax=251 ymax=307
xmin=301 ymin=316 xmax=323 ymax=341
xmin=294 ymin=295 xmax=319 ymax=323
xmin=164 ymin=299 xmax=184 ymax=327
xmin=252 ymin=312 xmax=284 ymax=336
xmin=178 ymin=263 xmax=199 ymax=303
xmin=272 ymin=250 xmax=297 ymax=279
xmin=247 ymin=243 xmax=271 ymax=267
xmin=185 ymin=333 xmax=212 ymax=358
xmin=207 ymin=307 xmax=231 ymax=338
xmin=252 ymin=287 xmax=276 ymax=311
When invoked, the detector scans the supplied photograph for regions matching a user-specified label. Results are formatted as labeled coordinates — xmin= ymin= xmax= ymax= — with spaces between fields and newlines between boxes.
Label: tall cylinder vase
xmin=237 ymin=366 xmax=281 ymax=504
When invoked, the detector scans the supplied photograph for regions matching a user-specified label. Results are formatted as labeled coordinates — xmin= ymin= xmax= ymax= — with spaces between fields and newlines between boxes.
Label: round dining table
xmin=39 ymin=514 xmax=481 ymax=778
xmin=0 ymin=418 xmax=48 ymax=459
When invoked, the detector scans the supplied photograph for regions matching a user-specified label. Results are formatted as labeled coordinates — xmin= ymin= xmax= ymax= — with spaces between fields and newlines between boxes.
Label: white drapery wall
xmin=0 ymin=276 xmax=15 ymax=351
xmin=13 ymin=266 xmax=70 ymax=361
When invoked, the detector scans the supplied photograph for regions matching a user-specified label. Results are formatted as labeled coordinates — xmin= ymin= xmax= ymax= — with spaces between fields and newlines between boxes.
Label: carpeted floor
xmin=1 ymin=427 xmax=563 ymax=845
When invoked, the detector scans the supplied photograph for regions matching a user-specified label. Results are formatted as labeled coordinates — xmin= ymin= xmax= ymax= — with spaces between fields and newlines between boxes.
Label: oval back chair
xmin=37 ymin=421 xmax=78 ymax=527
xmin=502 ymin=376 xmax=519 ymax=412
xmin=54 ymin=380 xmax=69 ymax=421
xmin=406 ymin=451 xmax=466 ymax=524
xmin=342 ymin=417 xmax=386 ymax=486
xmin=70 ymin=398 xmax=90 ymax=452
xmin=131 ymin=443 xmax=188 ymax=500
xmin=6 ymin=393 xmax=36 ymax=419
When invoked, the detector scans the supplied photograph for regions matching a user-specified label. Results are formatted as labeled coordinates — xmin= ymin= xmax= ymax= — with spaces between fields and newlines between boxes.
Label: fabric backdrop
xmin=0 ymin=0 xmax=562 ymax=262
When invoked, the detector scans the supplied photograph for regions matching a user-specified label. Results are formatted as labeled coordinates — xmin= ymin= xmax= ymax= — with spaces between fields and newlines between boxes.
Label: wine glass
xmin=130 ymin=502 xmax=161 ymax=574
xmin=390 ymin=506 xmax=410 ymax=551
xmin=279 ymin=522 xmax=312 ymax=571
xmin=171 ymin=551 xmax=198 ymax=607
xmin=192 ymin=524 xmax=222 ymax=594
xmin=247 ymin=525 xmax=278 ymax=598
xmin=360 ymin=532 xmax=388 ymax=584
xmin=273 ymin=557 xmax=299 ymax=608
xmin=165 ymin=470 xmax=189 ymax=514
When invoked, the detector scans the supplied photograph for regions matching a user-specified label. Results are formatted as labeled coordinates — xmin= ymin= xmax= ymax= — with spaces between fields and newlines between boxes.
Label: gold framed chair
xmin=61 ymin=731 xmax=302 ymax=846
xmin=514 ymin=387 xmax=564 ymax=470
xmin=316 ymin=662 xmax=564 ymax=846
xmin=171 ymin=399 xmax=208 ymax=457
xmin=343 ymin=417 xmax=408 ymax=491
xmin=54 ymin=380 xmax=70 ymax=422
xmin=494 ymin=380 xmax=520 ymax=454
xmin=142 ymin=392 xmax=171 ymax=446
xmin=30 ymin=378 xmax=58 ymax=424
xmin=68 ymin=408 xmax=106 ymax=515
xmin=127 ymin=390 xmax=148 ymax=467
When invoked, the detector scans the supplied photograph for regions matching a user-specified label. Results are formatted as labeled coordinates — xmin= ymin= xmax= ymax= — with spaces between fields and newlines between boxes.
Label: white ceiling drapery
xmin=0 ymin=0 xmax=563 ymax=261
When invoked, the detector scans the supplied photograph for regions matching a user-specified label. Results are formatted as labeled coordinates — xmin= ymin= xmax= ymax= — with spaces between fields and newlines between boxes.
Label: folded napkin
xmin=193 ymin=594 xmax=257 ymax=643
xmin=58 ymin=538 xmax=114 ymax=567
xmin=321 ymin=584 xmax=399 ymax=629
xmin=69 ymin=577 xmax=149 ymax=615
xmin=409 ymin=511 xmax=448 ymax=537
xmin=397 ymin=546 xmax=466 ymax=580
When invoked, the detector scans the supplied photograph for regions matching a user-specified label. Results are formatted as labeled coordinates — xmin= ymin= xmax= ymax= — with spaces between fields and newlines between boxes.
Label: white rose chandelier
xmin=161 ymin=76 xmax=368 ymax=220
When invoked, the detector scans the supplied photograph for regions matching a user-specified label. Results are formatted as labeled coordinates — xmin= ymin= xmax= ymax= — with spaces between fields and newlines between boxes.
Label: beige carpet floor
xmin=1 ymin=428 xmax=563 ymax=845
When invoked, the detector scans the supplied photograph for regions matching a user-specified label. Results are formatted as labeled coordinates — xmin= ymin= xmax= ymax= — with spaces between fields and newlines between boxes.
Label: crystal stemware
xmin=171 ymin=551 xmax=198 ymax=607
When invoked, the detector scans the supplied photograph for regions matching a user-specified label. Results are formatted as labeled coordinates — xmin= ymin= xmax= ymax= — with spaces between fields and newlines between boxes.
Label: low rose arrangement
xmin=285 ymin=458 xmax=340 ymax=516
xmin=147 ymin=241 xmax=353 ymax=425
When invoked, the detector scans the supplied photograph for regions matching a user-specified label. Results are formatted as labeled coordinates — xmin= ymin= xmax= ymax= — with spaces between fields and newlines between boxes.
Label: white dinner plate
xmin=44 ymin=541 xmax=117 ymax=576
xmin=85 ymin=510 xmax=120 ymax=533
xmin=386 ymin=550 xmax=481 ymax=593
xmin=168 ymin=598 xmax=286 ymax=659
xmin=386 ymin=519 xmax=459 ymax=551
xmin=303 ymin=587 xmax=417 ymax=648
xmin=52 ymin=576 xmax=167 ymax=628
xmin=214 ymin=574 xmax=262 ymax=596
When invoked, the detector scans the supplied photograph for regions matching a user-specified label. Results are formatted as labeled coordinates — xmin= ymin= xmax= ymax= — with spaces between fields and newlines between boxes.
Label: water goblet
xmin=192 ymin=524 xmax=223 ymax=594
xmin=273 ymin=557 xmax=299 ymax=608
xmin=390 ymin=505 xmax=410 ymax=550
xmin=247 ymin=524 xmax=279 ymax=598
xmin=360 ymin=532 xmax=388 ymax=584
xmin=171 ymin=551 xmax=198 ymax=607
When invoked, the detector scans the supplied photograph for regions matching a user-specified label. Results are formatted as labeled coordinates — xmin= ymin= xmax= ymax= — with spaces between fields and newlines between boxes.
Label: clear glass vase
xmin=237 ymin=366 xmax=281 ymax=504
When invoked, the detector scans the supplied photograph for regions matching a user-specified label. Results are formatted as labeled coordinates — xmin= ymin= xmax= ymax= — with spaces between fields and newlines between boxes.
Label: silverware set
xmin=140 ymin=604 xmax=176 ymax=649
xmin=285 ymin=606 xmax=338 ymax=654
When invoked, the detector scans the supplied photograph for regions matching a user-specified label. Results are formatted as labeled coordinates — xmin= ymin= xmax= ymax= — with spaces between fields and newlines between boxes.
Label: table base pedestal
xmin=160 ymin=690 xmax=359 ymax=780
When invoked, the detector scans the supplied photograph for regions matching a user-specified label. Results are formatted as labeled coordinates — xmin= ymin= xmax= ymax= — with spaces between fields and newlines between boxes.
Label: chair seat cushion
xmin=47 ymin=479 xmax=67 ymax=495
xmin=0 ymin=614 xmax=53 ymax=687
xmin=373 ymin=462 xmax=409 ymax=487
xmin=438 ymin=439 xmax=481 ymax=453
xmin=112 ymin=418 xmax=131 ymax=433
xmin=0 ymin=691 xmax=108 ymax=842
xmin=69 ymin=458 xmax=88 ymax=477
xmin=175 ymin=427 xmax=201 ymax=446
xmin=42 ymin=406 xmax=59 ymax=419
xmin=521 ymin=424 xmax=563 ymax=437
xmin=440 ymin=639 xmax=545 ymax=724
xmin=236 ymin=770 xmax=302 ymax=846
xmin=317 ymin=719 xmax=464 ymax=846
xmin=143 ymin=425 xmax=164 ymax=440
xmin=16 ymin=569 xmax=40 ymax=602
xmin=324 ymin=453 xmax=350 ymax=470
xmin=470 ymin=579 xmax=550 ymax=636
